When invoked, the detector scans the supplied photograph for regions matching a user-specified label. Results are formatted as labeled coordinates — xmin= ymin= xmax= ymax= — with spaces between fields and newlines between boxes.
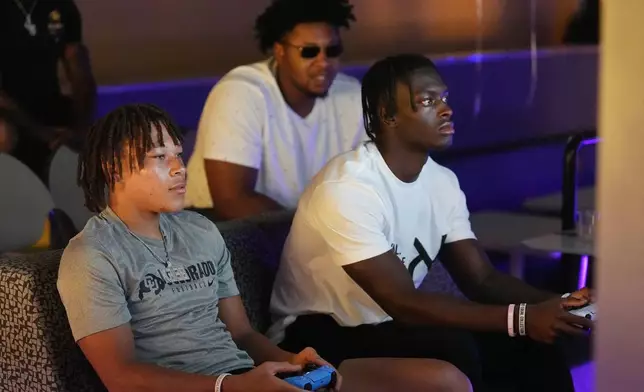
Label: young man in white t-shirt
xmin=269 ymin=54 xmax=595 ymax=392
xmin=185 ymin=0 xmax=365 ymax=221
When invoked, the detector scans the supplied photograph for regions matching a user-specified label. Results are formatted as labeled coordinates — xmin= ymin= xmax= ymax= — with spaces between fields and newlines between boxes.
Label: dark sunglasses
xmin=283 ymin=42 xmax=344 ymax=59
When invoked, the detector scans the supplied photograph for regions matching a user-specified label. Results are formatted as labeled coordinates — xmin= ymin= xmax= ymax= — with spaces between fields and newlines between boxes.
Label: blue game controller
xmin=277 ymin=364 xmax=337 ymax=391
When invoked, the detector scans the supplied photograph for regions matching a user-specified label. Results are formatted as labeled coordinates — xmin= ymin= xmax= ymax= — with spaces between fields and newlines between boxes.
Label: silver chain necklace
xmin=105 ymin=208 xmax=173 ymax=267
xmin=12 ymin=0 xmax=39 ymax=36
xmin=128 ymin=228 xmax=172 ymax=267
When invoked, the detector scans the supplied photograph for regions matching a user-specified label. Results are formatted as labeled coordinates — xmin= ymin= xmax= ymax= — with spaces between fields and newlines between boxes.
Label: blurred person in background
xmin=0 ymin=0 xmax=96 ymax=183
xmin=563 ymin=0 xmax=600 ymax=45
xmin=185 ymin=0 xmax=365 ymax=222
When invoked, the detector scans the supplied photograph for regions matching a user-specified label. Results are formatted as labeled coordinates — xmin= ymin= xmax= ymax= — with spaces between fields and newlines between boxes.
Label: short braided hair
xmin=361 ymin=54 xmax=439 ymax=142
xmin=77 ymin=104 xmax=183 ymax=213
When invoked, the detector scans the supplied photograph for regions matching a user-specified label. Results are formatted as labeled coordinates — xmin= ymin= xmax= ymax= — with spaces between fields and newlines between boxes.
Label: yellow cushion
xmin=33 ymin=219 xmax=51 ymax=249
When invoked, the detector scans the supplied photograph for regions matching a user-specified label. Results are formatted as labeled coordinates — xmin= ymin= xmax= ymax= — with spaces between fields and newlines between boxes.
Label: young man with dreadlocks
xmin=185 ymin=0 xmax=366 ymax=221
xmin=268 ymin=54 xmax=595 ymax=392
xmin=57 ymin=104 xmax=335 ymax=392
xmin=57 ymin=104 xmax=470 ymax=392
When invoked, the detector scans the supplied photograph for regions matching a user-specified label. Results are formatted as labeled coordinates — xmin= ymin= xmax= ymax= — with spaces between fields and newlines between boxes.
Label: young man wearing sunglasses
xmin=185 ymin=0 xmax=366 ymax=221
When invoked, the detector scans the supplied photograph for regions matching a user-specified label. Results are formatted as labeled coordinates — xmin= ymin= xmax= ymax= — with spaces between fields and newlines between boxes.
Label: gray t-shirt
xmin=57 ymin=208 xmax=254 ymax=376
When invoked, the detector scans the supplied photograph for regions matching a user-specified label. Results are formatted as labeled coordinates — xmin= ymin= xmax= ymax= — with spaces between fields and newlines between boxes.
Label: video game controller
xmin=277 ymin=364 xmax=337 ymax=391
xmin=568 ymin=302 xmax=596 ymax=321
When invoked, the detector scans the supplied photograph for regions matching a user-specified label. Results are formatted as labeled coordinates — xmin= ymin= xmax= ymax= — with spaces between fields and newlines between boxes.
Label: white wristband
xmin=518 ymin=303 xmax=527 ymax=336
xmin=561 ymin=293 xmax=571 ymax=299
xmin=215 ymin=373 xmax=231 ymax=392
xmin=507 ymin=304 xmax=516 ymax=337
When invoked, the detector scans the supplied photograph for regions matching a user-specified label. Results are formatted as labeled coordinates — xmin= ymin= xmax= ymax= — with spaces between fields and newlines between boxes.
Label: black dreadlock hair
xmin=362 ymin=54 xmax=440 ymax=143
xmin=254 ymin=0 xmax=356 ymax=54
xmin=77 ymin=103 xmax=183 ymax=213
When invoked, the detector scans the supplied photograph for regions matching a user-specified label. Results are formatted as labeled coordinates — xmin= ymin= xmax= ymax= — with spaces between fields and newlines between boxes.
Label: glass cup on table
xmin=576 ymin=209 xmax=598 ymax=242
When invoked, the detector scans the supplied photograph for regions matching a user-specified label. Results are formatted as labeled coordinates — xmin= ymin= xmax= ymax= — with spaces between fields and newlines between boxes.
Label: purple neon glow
xmin=98 ymin=46 xmax=598 ymax=95
xmin=546 ymin=252 xmax=588 ymax=289
xmin=581 ymin=137 xmax=601 ymax=147
xmin=578 ymin=255 xmax=589 ymax=290
xmin=571 ymin=362 xmax=594 ymax=392
xmin=99 ymin=76 xmax=219 ymax=94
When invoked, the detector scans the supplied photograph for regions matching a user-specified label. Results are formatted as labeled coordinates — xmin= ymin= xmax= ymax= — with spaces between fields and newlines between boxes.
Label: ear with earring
xmin=382 ymin=114 xmax=397 ymax=128
xmin=379 ymin=107 xmax=397 ymax=128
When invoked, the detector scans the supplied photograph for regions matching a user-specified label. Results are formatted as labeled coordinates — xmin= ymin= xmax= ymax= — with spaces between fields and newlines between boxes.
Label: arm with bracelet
xmin=311 ymin=182 xmax=593 ymax=344
xmin=57 ymin=244 xmax=229 ymax=392
xmin=57 ymin=230 xmax=309 ymax=392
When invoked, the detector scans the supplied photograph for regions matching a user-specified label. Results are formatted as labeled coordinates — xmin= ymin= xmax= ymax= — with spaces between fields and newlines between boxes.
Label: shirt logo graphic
xmin=137 ymin=260 xmax=217 ymax=300
xmin=391 ymin=235 xmax=447 ymax=278
xmin=138 ymin=273 xmax=166 ymax=300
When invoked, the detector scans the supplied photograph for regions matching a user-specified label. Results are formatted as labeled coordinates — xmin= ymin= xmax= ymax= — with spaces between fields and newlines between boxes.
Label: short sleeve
xmin=307 ymin=182 xmax=392 ymax=266
xmin=57 ymin=242 xmax=131 ymax=341
xmin=61 ymin=0 xmax=82 ymax=43
xmin=215 ymin=246 xmax=240 ymax=299
xmin=199 ymin=80 xmax=264 ymax=170
xmin=444 ymin=171 xmax=476 ymax=243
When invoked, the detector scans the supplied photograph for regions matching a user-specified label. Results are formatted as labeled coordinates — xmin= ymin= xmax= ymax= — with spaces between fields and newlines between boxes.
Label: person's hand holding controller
xmin=525 ymin=293 xmax=593 ymax=344
xmin=221 ymin=362 xmax=305 ymax=392
xmin=288 ymin=347 xmax=342 ymax=392
xmin=568 ymin=287 xmax=594 ymax=303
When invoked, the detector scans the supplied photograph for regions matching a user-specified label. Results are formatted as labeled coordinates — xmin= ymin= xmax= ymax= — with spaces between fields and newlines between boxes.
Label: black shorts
xmin=279 ymin=314 xmax=574 ymax=392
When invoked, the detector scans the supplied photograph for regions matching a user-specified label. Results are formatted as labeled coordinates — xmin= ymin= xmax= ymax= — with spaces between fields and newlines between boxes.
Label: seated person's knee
xmin=426 ymin=361 xmax=472 ymax=392
xmin=398 ymin=359 xmax=472 ymax=392
xmin=340 ymin=358 xmax=472 ymax=392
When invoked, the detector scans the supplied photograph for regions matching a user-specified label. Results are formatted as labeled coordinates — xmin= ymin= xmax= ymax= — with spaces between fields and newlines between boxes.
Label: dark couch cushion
xmin=215 ymin=211 xmax=295 ymax=333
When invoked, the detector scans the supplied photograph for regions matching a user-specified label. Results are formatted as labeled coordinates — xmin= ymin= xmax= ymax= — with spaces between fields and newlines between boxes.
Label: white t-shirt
xmin=185 ymin=60 xmax=365 ymax=209
xmin=267 ymin=142 xmax=476 ymax=342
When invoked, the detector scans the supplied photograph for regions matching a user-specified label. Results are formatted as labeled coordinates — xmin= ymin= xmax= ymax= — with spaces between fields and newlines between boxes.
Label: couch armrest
xmin=0 ymin=250 xmax=104 ymax=392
